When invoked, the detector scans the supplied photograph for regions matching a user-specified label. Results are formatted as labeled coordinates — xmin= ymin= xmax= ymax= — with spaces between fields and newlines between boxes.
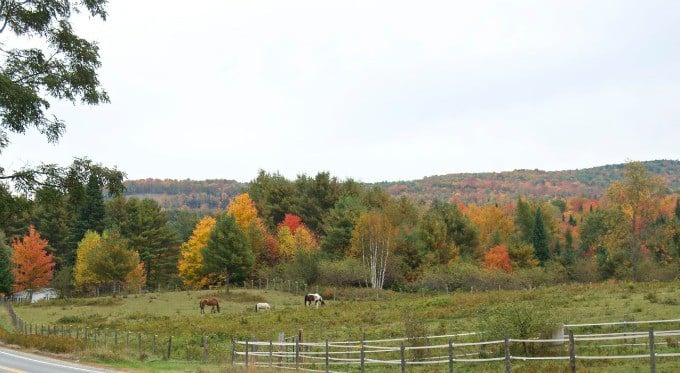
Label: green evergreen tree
xmin=532 ymin=207 xmax=550 ymax=265
xmin=202 ymin=214 xmax=254 ymax=291
xmin=111 ymin=198 xmax=179 ymax=290
xmin=0 ymin=231 xmax=14 ymax=295
xmin=32 ymin=186 xmax=71 ymax=267
xmin=81 ymin=173 xmax=106 ymax=233
xmin=320 ymin=196 xmax=365 ymax=258
xmin=515 ymin=197 xmax=534 ymax=244
xmin=675 ymin=198 xmax=680 ymax=220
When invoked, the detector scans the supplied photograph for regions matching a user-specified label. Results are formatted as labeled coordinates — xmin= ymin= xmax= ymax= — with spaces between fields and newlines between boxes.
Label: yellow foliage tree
xmin=466 ymin=204 xmax=515 ymax=250
xmin=227 ymin=193 xmax=269 ymax=263
xmin=124 ymin=262 xmax=147 ymax=293
xmin=293 ymin=226 xmax=319 ymax=254
xmin=74 ymin=230 xmax=101 ymax=291
xmin=350 ymin=210 xmax=396 ymax=289
xmin=276 ymin=226 xmax=296 ymax=260
xmin=227 ymin=193 xmax=263 ymax=231
xmin=178 ymin=216 xmax=216 ymax=289
xmin=275 ymin=221 xmax=319 ymax=261
xmin=605 ymin=161 xmax=666 ymax=279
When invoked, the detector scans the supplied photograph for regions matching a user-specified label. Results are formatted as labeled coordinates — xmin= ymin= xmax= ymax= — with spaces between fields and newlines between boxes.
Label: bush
xmin=636 ymin=259 xmax=680 ymax=282
xmin=479 ymin=302 xmax=559 ymax=355
xmin=569 ymin=257 xmax=600 ymax=283
xmin=318 ymin=258 xmax=366 ymax=287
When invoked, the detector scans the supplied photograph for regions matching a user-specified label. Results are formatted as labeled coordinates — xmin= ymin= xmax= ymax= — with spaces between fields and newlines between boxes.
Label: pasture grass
xmin=4 ymin=280 xmax=680 ymax=372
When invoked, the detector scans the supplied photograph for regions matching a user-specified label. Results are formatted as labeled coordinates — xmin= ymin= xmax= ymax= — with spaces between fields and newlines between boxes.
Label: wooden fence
xmin=233 ymin=321 xmax=680 ymax=372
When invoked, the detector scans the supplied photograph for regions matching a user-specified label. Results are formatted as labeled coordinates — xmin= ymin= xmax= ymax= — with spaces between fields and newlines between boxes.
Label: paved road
xmin=0 ymin=347 xmax=118 ymax=373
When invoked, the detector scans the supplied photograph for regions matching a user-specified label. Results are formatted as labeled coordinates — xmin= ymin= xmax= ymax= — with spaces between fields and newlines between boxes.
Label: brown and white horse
xmin=200 ymin=298 xmax=220 ymax=314
xmin=304 ymin=293 xmax=325 ymax=308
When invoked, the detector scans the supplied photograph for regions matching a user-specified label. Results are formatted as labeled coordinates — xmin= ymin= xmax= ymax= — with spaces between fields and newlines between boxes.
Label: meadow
xmin=4 ymin=280 xmax=680 ymax=372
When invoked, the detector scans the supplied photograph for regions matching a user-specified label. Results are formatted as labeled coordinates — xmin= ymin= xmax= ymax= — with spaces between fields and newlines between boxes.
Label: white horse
xmin=255 ymin=302 xmax=271 ymax=312
xmin=304 ymin=293 xmax=325 ymax=308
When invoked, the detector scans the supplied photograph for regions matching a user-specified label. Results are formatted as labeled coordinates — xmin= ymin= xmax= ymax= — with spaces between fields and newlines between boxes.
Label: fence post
xmin=295 ymin=336 xmax=299 ymax=370
xmin=569 ymin=330 xmax=576 ymax=373
xmin=167 ymin=336 xmax=172 ymax=360
xmin=649 ymin=327 xmax=656 ymax=373
xmin=269 ymin=340 xmax=273 ymax=368
xmin=231 ymin=337 xmax=236 ymax=366
xmin=138 ymin=333 xmax=142 ymax=355
xmin=449 ymin=338 xmax=454 ymax=373
xmin=245 ymin=339 xmax=249 ymax=368
xmin=114 ymin=329 xmax=117 ymax=346
xmin=325 ymin=339 xmax=329 ymax=373
xmin=203 ymin=335 xmax=208 ymax=362
xmin=400 ymin=341 xmax=406 ymax=373
xmin=504 ymin=335 xmax=511 ymax=373
xmin=346 ymin=338 xmax=350 ymax=370
xmin=360 ymin=334 xmax=365 ymax=373
xmin=153 ymin=335 xmax=156 ymax=354
xmin=126 ymin=331 xmax=130 ymax=350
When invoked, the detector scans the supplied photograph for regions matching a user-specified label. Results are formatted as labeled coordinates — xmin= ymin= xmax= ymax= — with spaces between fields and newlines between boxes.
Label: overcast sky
xmin=3 ymin=1 xmax=679 ymax=183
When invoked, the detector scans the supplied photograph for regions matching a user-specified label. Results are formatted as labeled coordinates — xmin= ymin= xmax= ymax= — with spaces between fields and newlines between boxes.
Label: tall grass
xmin=2 ymin=280 xmax=680 ymax=371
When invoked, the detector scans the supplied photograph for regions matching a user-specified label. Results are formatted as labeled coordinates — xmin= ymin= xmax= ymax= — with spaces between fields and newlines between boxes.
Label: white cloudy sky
xmin=3 ymin=1 xmax=679 ymax=183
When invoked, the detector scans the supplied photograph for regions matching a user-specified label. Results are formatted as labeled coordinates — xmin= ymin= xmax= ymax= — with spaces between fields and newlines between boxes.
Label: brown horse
xmin=200 ymin=298 xmax=220 ymax=314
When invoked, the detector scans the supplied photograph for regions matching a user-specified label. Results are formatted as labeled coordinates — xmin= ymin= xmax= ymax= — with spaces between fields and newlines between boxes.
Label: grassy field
xmin=4 ymin=280 xmax=680 ymax=372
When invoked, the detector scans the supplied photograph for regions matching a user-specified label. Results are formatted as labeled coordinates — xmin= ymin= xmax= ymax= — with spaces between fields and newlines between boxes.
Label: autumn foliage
xmin=483 ymin=244 xmax=512 ymax=273
xmin=11 ymin=226 xmax=55 ymax=293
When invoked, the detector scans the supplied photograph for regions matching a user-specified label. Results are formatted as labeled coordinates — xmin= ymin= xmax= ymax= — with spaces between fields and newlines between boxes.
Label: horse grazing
xmin=304 ymin=293 xmax=325 ymax=308
xmin=199 ymin=298 xmax=220 ymax=314
xmin=255 ymin=302 xmax=271 ymax=312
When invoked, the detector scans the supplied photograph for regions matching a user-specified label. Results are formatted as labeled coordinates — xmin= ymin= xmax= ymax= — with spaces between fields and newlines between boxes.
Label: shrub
xmin=569 ymin=257 xmax=599 ymax=283
xmin=479 ymin=302 xmax=559 ymax=355
xmin=318 ymin=258 xmax=366 ymax=287
xmin=637 ymin=260 xmax=680 ymax=282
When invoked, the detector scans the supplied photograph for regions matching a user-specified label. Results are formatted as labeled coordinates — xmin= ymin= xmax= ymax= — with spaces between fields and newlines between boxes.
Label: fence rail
xmin=233 ymin=321 xmax=680 ymax=372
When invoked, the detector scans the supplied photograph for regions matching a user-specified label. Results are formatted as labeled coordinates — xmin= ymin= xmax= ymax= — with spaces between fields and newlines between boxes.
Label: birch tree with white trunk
xmin=350 ymin=210 xmax=395 ymax=289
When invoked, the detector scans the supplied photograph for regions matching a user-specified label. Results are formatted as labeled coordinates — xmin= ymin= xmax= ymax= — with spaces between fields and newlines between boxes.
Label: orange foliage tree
xmin=11 ymin=226 xmax=56 ymax=293
xmin=483 ymin=244 xmax=512 ymax=273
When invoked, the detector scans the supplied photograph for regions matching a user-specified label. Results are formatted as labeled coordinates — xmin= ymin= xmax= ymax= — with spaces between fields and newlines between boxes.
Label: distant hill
xmin=123 ymin=160 xmax=680 ymax=209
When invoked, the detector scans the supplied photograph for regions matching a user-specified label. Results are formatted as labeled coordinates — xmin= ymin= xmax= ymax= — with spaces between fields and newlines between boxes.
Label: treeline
xmin=122 ymin=160 xmax=680 ymax=209
xmin=2 ymin=162 xmax=680 ymax=299
xmin=124 ymin=179 xmax=244 ymax=210
xmin=177 ymin=163 xmax=680 ymax=292
xmin=377 ymin=159 xmax=680 ymax=204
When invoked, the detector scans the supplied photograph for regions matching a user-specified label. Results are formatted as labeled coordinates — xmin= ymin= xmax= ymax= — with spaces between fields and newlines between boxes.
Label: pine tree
xmin=532 ymin=208 xmax=550 ymax=265
xmin=562 ymin=228 xmax=575 ymax=266
xmin=0 ymin=231 xmax=14 ymax=295
xmin=202 ymin=215 xmax=254 ymax=291
xmin=515 ymin=197 xmax=534 ymax=244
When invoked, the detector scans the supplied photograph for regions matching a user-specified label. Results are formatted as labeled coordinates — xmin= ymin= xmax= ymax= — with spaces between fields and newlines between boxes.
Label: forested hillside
xmin=124 ymin=160 xmax=680 ymax=209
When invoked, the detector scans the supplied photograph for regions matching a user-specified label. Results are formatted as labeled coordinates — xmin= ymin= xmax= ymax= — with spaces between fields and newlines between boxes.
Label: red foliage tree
xmin=483 ymin=244 xmax=513 ymax=273
xmin=11 ymin=226 xmax=56 ymax=293
xmin=278 ymin=214 xmax=303 ymax=233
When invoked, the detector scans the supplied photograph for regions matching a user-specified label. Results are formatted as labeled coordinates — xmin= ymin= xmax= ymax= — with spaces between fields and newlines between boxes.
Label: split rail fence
xmin=233 ymin=320 xmax=680 ymax=372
